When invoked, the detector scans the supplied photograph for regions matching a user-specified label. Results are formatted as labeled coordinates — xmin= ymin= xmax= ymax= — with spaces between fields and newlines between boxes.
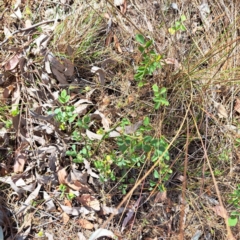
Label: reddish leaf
xmin=4 ymin=55 xmax=20 ymax=71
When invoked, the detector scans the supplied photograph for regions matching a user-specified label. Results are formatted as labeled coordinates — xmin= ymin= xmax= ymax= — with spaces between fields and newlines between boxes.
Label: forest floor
xmin=0 ymin=0 xmax=240 ymax=239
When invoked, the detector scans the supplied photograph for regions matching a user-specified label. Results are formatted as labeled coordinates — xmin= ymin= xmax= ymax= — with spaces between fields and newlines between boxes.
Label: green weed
xmin=52 ymin=89 xmax=78 ymax=130
xmin=134 ymin=34 xmax=162 ymax=87
xmin=168 ymin=15 xmax=187 ymax=35
xmin=228 ymin=184 xmax=240 ymax=226
xmin=152 ymin=84 xmax=169 ymax=109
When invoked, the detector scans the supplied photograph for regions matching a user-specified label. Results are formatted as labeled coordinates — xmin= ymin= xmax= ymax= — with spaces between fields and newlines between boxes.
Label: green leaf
xmin=160 ymin=98 xmax=169 ymax=106
xmin=179 ymin=25 xmax=186 ymax=31
xmin=168 ymin=27 xmax=176 ymax=35
xmin=180 ymin=14 xmax=186 ymax=22
xmin=143 ymin=117 xmax=150 ymax=126
xmin=145 ymin=40 xmax=153 ymax=48
xmin=152 ymin=84 xmax=159 ymax=92
xmin=135 ymin=34 xmax=145 ymax=44
xmin=228 ymin=217 xmax=238 ymax=227
xmin=61 ymin=89 xmax=67 ymax=98
xmin=159 ymin=87 xmax=167 ymax=95
xmin=138 ymin=46 xmax=145 ymax=53
xmin=153 ymin=169 xmax=159 ymax=179
xmin=154 ymin=102 xmax=161 ymax=110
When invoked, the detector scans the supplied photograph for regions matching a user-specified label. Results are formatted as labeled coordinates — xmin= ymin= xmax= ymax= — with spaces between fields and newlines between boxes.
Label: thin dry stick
xmin=190 ymin=109 xmax=236 ymax=240
xmin=178 ymin=119 xmax=189 ymax=240
xmin=101 ymin=95 xmax=192 ymax=228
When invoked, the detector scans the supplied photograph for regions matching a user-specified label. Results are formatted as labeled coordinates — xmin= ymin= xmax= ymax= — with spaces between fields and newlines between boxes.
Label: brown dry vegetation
xmin=0 ymin=0 xmax=240 ymax=239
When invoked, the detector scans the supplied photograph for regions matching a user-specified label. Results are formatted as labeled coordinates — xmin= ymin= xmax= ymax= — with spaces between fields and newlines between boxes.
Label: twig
xmin=178 ymin=119 xmax=189 ymax=240
xmin=0 ymin=19 xmax=56 ymax=47
xmin=190 ymin=109 xmax=236 ymax=240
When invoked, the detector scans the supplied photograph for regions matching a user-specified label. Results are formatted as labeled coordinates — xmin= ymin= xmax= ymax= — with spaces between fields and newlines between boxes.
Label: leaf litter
xmin=0 ymin=0 xmax=239 ymax=239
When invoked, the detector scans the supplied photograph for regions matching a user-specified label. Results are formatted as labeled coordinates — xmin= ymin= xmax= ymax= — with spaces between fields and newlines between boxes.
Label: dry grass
xmin=1 ymin=0 xmax=240 ymax=239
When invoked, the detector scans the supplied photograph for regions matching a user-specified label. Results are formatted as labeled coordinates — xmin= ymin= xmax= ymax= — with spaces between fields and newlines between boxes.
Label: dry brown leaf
xmin=121 ymin=196 xmax=141 ymax=232
xmin=63 ymin=58 xmax=74 ymax=77
xmin=213 ymin=101 xmax=228 ymax=118
xmin=77 ymin=194 xmax=100 ymax=211
xmin=78 ymin=219 xmax=94 ymax=230
xmin=58 ymin=168 xmax=68 ymax=184
xmin=60 ymin=204 xmax=90 ymax=215
xmin=101 ymin=205 xmax=124 ymax=215
xmin=14 ymin=142 xmax=29 ymax=173
xmin=91 ymin=66 xmax=106 ymax=85
xmin=106 ymin=31 xmax=114 ymax=47
xmin=14 ymin=151 xmax=27 ymax=173
xmin=64 ymin=199 xmax=72 ymax=207
xmin=234 ymin=98 xmax=240 ymax=114
xmin=3 ymin=84 xmax=15 ymax=99
xmin=164 ymin=58 xmax=181 ymax=70
xmin=62 ymin=212 xmax=70 ymax=224
xmin=113 ymin=34 xmax=122 ymax=53
xmin=100 ymin=95 xmax=111 ymax=110
xmin=154 ymin=191 xmax=167 ymax=203
xmin=211 ymin=205 xmax=228 ymax=219
xmin=5 ymin=54 xmax=20 ymax=71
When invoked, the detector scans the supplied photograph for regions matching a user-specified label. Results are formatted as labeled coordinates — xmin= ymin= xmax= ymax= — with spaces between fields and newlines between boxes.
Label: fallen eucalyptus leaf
xmin=60 ymin=204 xmax=90 ymax=215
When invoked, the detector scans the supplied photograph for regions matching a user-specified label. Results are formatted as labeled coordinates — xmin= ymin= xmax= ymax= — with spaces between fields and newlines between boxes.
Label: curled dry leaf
xmin=5 ymin=54 xmax=20 ymax=71
xmin=211 ymin=205 xmax=228 ymax=219
xmin=60 ymin=204 xmax=90 ymax=216
xmin=14 ymin=151 xmax=27 ymax=173
xmin=78 ymin=219 xmax=94 ymax=230
xmin=91 ymin=66 xmax=106 ymax=85
xmin=3 ymin=84 xmax=15 ymax=99
xmin=43 ymin=191 xmax=56 ymax=211
xmin=113 ymin=34 xmax=122 ymax=53
xmin=101 ymin=205 xmax=125 ymax=215
xmin=58 ymin=168 xmax=67 ymax=184
xmin=89 ymin=228 xmax=117 ymax=240
xmin=83 ymin=159 xmax=99 ymax=179
xmin=63 ymin=58 xmax=74 ymax=77
xmin=121 ymin=196 xmax=142 ymax=232
xmin=213 ymin=101 xmax=228 ymax=118
xmin=154 ymin=191 xmax=167 ymax=203
xmin=164 ymin=58 xmax=181 ymax=70
xmin=76 ymin=194 xmax=100 ymax=211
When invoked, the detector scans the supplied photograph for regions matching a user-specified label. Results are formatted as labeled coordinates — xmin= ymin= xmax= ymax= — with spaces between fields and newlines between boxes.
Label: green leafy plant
xmin=59 ymin=184 xmax=76 ymax=200
xmin=228 ymin=184 xmax=240 ymax=226
xmin=51 ymin=89 xmax=78 ymax=130
xmin=66 ymin=144 xmax=91 ymax=164
xmin=67 ymin=192 xmax=76 ymax=200
xmin=168 ymin=14 xmax=187 ymax=35
xmin=58 ymin=89 xmax=70 ymax=104
xmin=59 ymin=184 xmax=67 ymax=199
xmin=152 ymin=84 xmax=169 ymax=109
xmin=94 ymin=117 xmax=171 ymax=192
xmin=134 ymin=34 xmax=162 ymax=87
